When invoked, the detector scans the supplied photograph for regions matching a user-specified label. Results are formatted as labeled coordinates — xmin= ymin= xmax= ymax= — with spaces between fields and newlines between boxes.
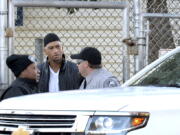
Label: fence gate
xmin=143 ymin=14 xmax=180 ymax=64
xmin=137 ymin=0 xmax=180 ymax=67
xmin=11 ymin=0 xmax=131 ymax=84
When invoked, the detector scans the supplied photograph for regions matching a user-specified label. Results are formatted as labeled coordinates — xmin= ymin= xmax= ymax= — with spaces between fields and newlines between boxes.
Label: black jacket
xmin=38 ymin=59 xmax=82 ymax=92
xmin=1 ymin=78 xmax=38 ymax=101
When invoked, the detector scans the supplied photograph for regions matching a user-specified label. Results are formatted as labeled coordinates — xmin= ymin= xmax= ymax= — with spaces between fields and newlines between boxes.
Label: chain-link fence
xmin=11 ymin=0 xmax=180 ymax=86
xmin=13 ymin=1 xmax=133 ymax=84
xmin=140 ymin=0 xmax=180 ymax=64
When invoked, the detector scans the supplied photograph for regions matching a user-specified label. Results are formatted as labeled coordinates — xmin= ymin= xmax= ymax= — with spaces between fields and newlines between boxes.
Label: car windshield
xmin=131 ymin=52 xmax=180 ymax=87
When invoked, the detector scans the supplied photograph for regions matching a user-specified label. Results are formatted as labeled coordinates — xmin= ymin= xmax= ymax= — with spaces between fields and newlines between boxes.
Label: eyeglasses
xmin=76 ymin=60 xmax=85 ymax=65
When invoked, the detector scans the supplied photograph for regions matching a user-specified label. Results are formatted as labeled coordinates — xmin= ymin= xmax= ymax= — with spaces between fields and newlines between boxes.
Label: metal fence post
xmin=7 ymin=0 xmax=15 ymax=86
xmin=133 ymin=0 xmax=140 ymax=73
xmin=0 ymin=0 xmax=9 ymax=90
xmin=134 ymin=0 xmax=146 ymax=71
xmin=122 ymin=5 xmax=130 ymax=82
xmin=35 ymin=38 xmax=44 ymax=64
xmin=138 ymin=15 xmax=146 ymax=69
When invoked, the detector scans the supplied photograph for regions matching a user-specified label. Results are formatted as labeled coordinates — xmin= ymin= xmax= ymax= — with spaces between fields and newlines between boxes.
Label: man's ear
xmin=84 ymin=61 xmax=89 ymax=68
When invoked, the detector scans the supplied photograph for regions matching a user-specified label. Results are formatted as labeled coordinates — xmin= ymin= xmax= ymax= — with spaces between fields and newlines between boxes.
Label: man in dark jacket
xmin=1 ymin=54 xmax=38 ymax=100
xmin=38 ymin=33 xmax=82 ymax=92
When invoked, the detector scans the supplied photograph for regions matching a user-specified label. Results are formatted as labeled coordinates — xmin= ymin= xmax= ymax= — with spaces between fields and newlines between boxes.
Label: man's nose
xmin=54 ymin=48 xmax=59 ymax=53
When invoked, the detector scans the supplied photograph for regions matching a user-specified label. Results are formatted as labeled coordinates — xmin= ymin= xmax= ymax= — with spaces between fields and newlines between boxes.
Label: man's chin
xmin=53 ymin=59 xmax=61 ymax=64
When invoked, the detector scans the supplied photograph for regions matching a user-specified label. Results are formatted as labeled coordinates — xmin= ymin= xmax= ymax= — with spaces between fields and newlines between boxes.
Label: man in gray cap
xmin=0 ymin=54 xmax=38 ymax=100
xmin=71 ymin=47 xmax=120 ymax=89
xmin=38 ymin=33 xmax=82 ymax=92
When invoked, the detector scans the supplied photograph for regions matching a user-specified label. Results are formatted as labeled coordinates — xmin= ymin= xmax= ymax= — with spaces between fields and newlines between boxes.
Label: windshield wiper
xmin=149 ymin=84 xmax=180 ymax=88
xmin=165 ymin=84 xmax=180 ymax=88
xmin=131 ymin=84 xmax=180 ymax=88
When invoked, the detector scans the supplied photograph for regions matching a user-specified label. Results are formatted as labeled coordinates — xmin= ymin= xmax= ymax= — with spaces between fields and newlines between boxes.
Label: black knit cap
xmin=44 ymin=33 xmax=60 ymax=46
xmin=71 ymin=47 xmax=101 ymax=65
xmin=6 ymin=54 xmax=35 ymax=77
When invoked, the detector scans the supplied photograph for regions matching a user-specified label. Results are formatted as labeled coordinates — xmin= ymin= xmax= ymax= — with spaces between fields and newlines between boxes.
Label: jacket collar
xmin=17 ymin=78 xmax=37 ymax=85
xmin=46 ymin=54 xmax=66 ymax=73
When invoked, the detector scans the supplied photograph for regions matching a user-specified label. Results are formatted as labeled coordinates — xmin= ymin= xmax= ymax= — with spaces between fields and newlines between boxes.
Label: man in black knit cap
xmin=38 ymin=33 xmax=82 ymax=92
xmin=1 ymin=54 xmax=38 ymax=100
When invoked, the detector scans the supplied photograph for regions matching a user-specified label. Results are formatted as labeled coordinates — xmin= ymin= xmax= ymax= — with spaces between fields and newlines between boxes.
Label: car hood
xmin=0 ymin=86 xmax=180 ymax=111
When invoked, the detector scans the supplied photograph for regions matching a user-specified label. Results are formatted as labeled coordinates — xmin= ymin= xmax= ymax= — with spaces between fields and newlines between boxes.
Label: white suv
xmin=0 ymin=47 xmax=179 ymax=135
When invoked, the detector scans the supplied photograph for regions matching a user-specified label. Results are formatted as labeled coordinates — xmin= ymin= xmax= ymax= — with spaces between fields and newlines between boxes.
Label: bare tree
xmin=147 ymin=0 xmax=175 ymax=63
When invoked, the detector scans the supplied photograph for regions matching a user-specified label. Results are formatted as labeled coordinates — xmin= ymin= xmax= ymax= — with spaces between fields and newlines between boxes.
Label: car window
xmin=131 ymin=52 xmax=180 ymax=87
